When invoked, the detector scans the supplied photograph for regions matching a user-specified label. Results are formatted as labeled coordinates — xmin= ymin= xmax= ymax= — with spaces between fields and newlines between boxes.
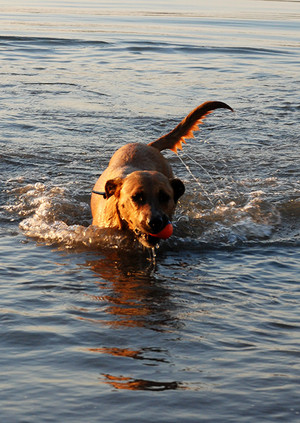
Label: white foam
xmin=8 ymin=181 xmax=282 ymax=250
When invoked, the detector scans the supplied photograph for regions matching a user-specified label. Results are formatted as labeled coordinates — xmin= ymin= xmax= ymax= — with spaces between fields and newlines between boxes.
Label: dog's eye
xmin=132 ymin=192 xmax=145 ymax=204
xmin=158 ymin=190 xmax=170 ymax=204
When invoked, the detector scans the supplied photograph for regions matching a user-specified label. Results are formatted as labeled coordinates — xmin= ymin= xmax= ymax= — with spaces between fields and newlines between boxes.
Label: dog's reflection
xmin=85 ymin=250 xmax=180 ymax=332
xmin=101 ymin=373 xmax=184 ymax=391
xmin=79 ymin=251 xmax=186 ymax=391
xmin=87 ymin=345 xmax=185 ymax=391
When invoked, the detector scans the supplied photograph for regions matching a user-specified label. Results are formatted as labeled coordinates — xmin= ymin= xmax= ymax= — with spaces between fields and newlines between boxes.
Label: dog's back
xmin=105 ymin=143 xmax=174 ymax=178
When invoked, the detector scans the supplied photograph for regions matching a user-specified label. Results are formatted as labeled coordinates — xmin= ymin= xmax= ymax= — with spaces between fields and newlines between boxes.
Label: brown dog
xmin=91 ymin=101 xmax=233 ymax=248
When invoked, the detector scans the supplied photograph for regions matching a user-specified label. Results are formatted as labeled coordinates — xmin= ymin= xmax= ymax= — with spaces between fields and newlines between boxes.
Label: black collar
xmin=92 ymin=190 xmax=107 ymax=199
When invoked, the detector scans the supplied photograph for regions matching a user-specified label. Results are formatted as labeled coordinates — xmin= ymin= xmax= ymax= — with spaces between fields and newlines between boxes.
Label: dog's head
xmin=104 ymin=170 xmax=185 ymax=248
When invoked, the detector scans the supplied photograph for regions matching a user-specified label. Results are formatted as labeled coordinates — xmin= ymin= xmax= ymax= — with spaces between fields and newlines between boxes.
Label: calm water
xmin=1 ymin=0 xmax=300 ymax=421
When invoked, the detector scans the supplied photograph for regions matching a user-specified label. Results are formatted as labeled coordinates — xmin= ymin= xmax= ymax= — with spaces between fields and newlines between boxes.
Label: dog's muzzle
xmin=148 ymin=214 xmax=169 ymax=234
xmin=134 ymin=220 xmax=173 ymax=248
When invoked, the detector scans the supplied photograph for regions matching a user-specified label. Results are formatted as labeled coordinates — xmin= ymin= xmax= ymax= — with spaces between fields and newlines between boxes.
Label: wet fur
xmin=91 ymin=101 xmax=233 ymax=248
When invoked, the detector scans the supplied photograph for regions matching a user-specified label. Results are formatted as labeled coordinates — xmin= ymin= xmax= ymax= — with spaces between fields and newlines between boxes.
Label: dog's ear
xmin=105 ymin=178 xmax=123 ymax=199
xmin=170 ymin=178 xmax=185 ymax=203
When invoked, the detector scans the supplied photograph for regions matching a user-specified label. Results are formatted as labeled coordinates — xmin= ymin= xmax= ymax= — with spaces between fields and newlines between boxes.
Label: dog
xmin=91 ymin=101 xmax=233 ymax=248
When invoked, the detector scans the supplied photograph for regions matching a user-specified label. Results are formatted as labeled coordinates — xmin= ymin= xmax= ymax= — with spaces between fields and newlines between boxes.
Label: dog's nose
xmin=149 ymin=215 xmax=168 ymax=234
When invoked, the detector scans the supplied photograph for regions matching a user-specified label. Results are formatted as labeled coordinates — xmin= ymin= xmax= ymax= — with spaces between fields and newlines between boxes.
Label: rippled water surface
xmin=1 ymin=1 xmax=300 ymax=422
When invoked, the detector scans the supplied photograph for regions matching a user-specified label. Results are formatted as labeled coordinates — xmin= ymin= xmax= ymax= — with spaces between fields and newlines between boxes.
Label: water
xmin=1 ymin=0 xmax=300 ymax=421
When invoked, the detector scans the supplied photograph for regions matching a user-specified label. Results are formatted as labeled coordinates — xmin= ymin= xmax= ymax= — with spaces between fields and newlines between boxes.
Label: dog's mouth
xmin=134 ymin=229 xmax=160 ymax=248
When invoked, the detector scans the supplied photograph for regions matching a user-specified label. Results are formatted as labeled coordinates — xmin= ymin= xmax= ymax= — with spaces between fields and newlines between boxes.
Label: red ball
xmin=150 ymin=222 xmax=173 ymax=240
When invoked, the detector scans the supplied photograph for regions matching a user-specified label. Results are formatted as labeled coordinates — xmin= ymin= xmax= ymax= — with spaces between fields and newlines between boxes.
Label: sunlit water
xmin=1 ymin=1 xmax=300 ymax=422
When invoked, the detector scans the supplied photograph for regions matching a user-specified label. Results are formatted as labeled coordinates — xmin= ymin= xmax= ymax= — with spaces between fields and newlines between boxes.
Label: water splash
xmin=176 ymin=152 xmax=215 ymax=207
xmin=3 ymin=176 xmax=283 ymax=252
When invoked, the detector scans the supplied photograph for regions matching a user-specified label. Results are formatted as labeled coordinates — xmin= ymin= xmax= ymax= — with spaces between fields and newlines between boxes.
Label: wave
xmin=4 ymin=180 xmax=298 ymax=252
xmin=0 ymin=35 xmax=110 ymax=47
xmin=0 ymin=35 xmax=290 ymax=58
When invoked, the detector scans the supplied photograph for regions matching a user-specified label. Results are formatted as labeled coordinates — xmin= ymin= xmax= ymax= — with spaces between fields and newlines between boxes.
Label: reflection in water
xmin=88 ymin=347 xmax=169 ymax=363
xmin=86 ymin=345 xmax=186 ymax=391
xmin=85 ymin=250 xmax=181 ymax=332
xmin=79 ymin=251 xmax=186 ymax=391
xmin=101 ymin=374 xmax=184 ymax=391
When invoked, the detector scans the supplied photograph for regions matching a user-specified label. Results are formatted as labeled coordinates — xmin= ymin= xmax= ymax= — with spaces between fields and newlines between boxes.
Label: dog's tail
xmin=148 ymin=101 xmax=233 ymax=153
